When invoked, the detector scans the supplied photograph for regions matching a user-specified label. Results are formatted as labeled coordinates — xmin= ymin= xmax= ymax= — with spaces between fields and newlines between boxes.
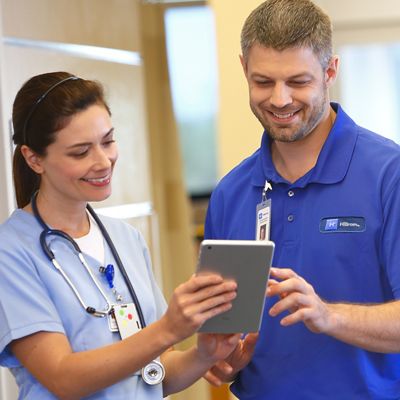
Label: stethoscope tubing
xmin=39 ymin=228 xmax=112 ymax=317
xmin=32 ymin=193 xmax=146 ymax=327
xmin=87 ymin=205 xmax=146 ymax=328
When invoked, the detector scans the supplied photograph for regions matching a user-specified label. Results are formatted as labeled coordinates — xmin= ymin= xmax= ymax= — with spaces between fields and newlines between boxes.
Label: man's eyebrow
xmin=250 ymin=72 xmax=313 ymax=80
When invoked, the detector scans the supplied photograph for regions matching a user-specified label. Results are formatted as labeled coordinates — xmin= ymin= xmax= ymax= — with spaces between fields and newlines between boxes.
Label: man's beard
xmin=251 ymin=87 xmax=328 ymax=143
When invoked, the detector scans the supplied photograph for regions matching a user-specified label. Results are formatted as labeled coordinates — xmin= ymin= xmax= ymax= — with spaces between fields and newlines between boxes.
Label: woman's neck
xmin=27 ymin=192 xmax=90 ymax=238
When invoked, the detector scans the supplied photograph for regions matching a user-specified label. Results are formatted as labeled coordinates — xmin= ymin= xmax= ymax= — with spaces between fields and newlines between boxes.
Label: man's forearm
xmin=325 ymin=300 xmax=400 ymax=353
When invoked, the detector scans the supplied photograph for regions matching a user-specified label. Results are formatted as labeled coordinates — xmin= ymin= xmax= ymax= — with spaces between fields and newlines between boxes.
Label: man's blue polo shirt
xmin=205 ymin=103 xmax=400 ymax=399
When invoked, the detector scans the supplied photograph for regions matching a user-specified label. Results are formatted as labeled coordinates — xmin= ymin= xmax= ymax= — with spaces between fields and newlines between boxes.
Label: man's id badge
xmin=113 ymin=303 xmax=142 ymax=339
xmin=256 ymin=199 xmax=271 ymax=241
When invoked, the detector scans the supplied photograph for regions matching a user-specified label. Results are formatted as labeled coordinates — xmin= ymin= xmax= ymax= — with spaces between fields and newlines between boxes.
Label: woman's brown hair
xmin=12 ymin=71 xmax=110 ymax=208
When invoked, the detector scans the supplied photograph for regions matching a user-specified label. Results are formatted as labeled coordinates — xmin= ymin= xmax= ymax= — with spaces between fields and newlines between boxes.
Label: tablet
xmin=196 ymin=239 xmax=274 ymax=333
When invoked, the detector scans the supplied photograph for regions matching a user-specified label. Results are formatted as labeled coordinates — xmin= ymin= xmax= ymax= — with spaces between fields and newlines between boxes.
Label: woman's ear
xmin=20 ymin=145 xmax=44 ymax=174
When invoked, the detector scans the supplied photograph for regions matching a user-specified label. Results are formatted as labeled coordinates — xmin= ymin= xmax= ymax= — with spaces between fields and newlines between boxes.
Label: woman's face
xmin=36 ymin=104 xmax=118 ymax=206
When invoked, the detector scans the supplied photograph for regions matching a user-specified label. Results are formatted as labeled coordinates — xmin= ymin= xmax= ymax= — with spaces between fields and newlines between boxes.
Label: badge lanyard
xmin=31 ymin=193 xmax=165 ymax=385
xmin=256 ymin=181 xmax=272 ymax=241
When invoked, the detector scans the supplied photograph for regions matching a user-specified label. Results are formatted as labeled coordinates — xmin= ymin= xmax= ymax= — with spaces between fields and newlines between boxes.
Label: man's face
xmin=241 ymin=44 xmax=337 ymax=143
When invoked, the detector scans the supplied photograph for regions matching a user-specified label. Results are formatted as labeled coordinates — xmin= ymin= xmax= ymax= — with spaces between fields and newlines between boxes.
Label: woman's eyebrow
xmin=66 ymin=128 xmax=114 ymax=149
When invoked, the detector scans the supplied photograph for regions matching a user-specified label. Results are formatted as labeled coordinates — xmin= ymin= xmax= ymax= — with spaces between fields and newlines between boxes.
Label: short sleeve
xmin=379 ymin=174 xmax=400 ymax=299
xmin=0 ymin=242 xmax=65 ymax=367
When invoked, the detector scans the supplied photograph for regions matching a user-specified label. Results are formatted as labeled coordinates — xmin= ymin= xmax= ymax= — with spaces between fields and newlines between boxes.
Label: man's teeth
xmin=273 ymin=112 xmax=294 ymax=119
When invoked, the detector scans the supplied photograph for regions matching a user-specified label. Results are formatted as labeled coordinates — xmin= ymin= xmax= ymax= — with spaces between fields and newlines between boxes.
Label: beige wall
xmin=207 ymin=0 xmax=262 ymax=177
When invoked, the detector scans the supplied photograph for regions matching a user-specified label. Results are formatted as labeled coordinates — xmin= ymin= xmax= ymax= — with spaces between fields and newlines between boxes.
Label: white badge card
xmin=108 ymin=310 xmax=119 ymax=332
xmin=113 ymin=303 xmax=142 ymax=339
xmin=256 ymin=199 xmax=271 ymax=241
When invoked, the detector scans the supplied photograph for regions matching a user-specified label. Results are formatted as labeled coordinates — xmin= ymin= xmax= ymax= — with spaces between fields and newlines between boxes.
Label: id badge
xmin=256 ymin=199 xmax=271 ymax=241
xmin=108 ymin=309 xmax=119 ymax=332
xmin=113 ymin=303 xmax=142 ymax=339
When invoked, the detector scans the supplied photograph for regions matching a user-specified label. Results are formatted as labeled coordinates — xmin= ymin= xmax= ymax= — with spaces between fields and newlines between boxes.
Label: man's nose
xmin=270 ymin=82 xmax=293 ymax=108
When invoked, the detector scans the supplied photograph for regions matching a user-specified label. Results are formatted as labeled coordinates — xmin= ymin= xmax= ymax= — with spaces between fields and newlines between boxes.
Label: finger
xmin=196 ymin=288 xmax=237 ymax=313
xmin=204 ymin=370 xmax=222 ymax=386
xmin=226 ymin=333 xmax=242 ymax=346
xmin=266 ymin=277 xmax=308 ymax=297
xmin=269 ymin=292 xmax=311 ymax=317
xmin=279 ymin=307 xmax=312 ymax=326
xmin=196 ymin=300 xmax=234 ymax=326
xmin=177 ymin=274 xmax=225 ymax=294
xmin=189 ymin=281 xmax=238 ymax=304
xmin=242 ymin=332 xmax=259 ymax=357
xmin=206 ymin=361 xmax=235 ymax=383
xmin=269 ymin=267 xmax=298 ymax=280
xmin=173 ymin=281 xmax=237 ymax=317
xmin=177 ymin=276 xmax=237 ymax=302
xmin=213 ymin=359 xmax=234 ymax=375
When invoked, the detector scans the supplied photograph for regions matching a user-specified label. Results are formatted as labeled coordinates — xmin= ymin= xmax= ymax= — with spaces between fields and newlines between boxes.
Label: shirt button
xmin=287 ymin=214 xmax=294 ymax=222
xmin=288 ymin=190 xmax=295 ymax=197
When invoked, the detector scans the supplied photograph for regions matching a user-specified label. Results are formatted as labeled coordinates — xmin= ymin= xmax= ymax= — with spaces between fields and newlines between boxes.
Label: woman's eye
xmin=70 ymin=150 xmax=88 ymax=158
xmin=103 ymin=139 xmax=116 ymax=146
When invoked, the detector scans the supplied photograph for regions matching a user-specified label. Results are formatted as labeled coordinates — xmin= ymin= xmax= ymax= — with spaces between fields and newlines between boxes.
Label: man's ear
xmin=239 ymin=54 xmax=248 ymax=77
xmin=20 ymin=145 xmax=44 ymax=174
xmin=325 ymin=55 xmax=339 ymax=88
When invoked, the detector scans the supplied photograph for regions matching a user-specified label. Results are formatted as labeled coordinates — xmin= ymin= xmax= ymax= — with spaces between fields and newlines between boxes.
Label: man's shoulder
xmin=355 ymin=126 xmax=400 ymax=160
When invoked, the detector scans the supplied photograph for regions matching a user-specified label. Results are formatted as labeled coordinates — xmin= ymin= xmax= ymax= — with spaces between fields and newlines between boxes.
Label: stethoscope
xmin=31 ymin=193 xmax=165 ymax=385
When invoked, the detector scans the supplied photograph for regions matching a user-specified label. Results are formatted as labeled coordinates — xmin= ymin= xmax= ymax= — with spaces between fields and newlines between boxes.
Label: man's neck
xmin=271 ymin=107 xmax=336 ymax=183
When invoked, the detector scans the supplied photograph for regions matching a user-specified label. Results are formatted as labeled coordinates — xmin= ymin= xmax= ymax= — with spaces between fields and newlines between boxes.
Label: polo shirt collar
xmin=251 ymin=103 xmax=359 ymax=188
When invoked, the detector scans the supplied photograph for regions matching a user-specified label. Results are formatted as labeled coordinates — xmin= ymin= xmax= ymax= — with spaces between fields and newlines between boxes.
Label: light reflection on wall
xmin=339 ymin=43 xmax=400 ymax=143
xmin=164 ymin=6 xmax=218 ymax=195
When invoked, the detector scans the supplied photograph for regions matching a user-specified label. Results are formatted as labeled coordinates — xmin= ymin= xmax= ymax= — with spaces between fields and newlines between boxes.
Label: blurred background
xmin=1 ymin=1 xmax=400 ymax=399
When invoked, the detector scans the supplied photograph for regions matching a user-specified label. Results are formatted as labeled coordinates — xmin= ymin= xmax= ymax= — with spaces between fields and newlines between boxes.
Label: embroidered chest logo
xmin=320 ymin=217 xmax=366 ymax=233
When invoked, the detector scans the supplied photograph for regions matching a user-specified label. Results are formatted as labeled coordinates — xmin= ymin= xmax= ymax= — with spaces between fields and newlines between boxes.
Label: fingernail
xmin=269 ymin=307 xmax=276 ymax=316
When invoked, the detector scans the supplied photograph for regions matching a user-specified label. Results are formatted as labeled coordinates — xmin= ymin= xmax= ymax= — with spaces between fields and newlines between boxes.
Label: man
xmin=204 ymin=0 xmax=400 ymax=398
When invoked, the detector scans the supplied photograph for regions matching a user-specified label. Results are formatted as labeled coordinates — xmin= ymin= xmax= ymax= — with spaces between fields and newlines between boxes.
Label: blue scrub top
xmin=0 ymin=210 xmax=167 ymax=400
xmin=205 ymin=103 xmax=400 ymax=399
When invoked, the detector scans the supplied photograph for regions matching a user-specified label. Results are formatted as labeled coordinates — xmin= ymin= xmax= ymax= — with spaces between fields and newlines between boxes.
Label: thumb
xmin=242 ymin=332 xmax=259 ymax=356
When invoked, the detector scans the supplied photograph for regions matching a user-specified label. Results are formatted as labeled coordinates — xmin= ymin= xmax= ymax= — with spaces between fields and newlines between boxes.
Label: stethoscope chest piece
xmin=141 ymin=360 xmax=165 ymax=385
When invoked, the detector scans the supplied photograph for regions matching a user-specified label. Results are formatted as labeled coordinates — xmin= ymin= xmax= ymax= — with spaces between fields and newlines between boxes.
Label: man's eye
xmin=290 ymin=80 xmax=309 ymax=86
xmin=255 ymin=80 xmax=272 ymax=86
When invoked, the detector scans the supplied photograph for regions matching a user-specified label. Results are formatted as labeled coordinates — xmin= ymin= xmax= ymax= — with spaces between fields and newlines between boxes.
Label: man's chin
xmin=266 ymin=129 xmax=303 ymax=143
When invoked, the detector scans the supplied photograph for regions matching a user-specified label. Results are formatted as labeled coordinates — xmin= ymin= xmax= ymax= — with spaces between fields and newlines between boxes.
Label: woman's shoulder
xmin=0 ymin=209 xmax=40 ymax=247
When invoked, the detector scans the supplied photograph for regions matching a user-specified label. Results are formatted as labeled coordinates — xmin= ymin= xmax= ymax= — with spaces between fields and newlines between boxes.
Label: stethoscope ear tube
xmin=38 ymin=225 xmax=111 ymax=317
xmin=40 ymin=229 xmax=81 ymax=260
xmin=40 ymin=230 xmax=55 ymax=259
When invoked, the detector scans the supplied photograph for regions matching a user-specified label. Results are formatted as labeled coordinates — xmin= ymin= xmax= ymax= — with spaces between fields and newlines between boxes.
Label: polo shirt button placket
xmin=287 ymin=190 xmax=295 ymax=222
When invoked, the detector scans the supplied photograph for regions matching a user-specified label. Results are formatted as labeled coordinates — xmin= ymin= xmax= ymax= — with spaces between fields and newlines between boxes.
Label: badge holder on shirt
xmin=256 ymin=181 xmax=272 ymax=241
xmin=100 ymin=264 xmax=165 ymax=385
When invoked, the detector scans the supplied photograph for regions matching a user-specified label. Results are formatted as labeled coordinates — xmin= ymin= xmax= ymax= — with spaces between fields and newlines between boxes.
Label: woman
xmin=0 ymin=71 xmax=239 ymax=399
